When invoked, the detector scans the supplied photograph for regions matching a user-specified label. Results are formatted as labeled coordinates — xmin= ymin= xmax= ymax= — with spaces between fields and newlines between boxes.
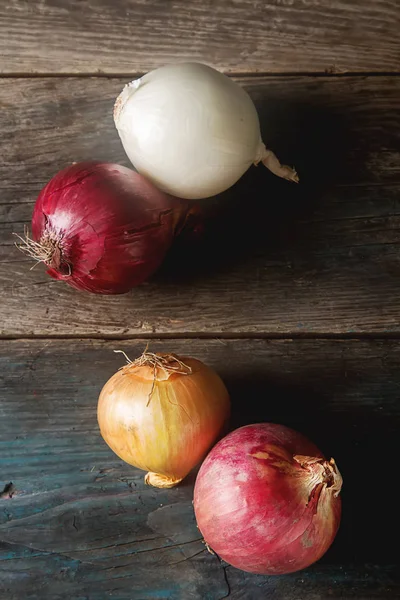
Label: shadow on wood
xmin=226 ymin=369 xmax=398 ymax=567
xmin=159 ymin=95 xmax=351 ymax=282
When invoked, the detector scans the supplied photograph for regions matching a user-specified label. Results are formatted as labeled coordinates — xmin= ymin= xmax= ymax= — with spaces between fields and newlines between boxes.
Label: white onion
xmin=114 ymin=63 xmax=298 ymax=200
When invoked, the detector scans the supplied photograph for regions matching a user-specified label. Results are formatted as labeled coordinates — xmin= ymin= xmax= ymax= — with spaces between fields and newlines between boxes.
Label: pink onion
xmin=18 ymin=162 xmax=191 ymax=294
xmin=194 ymin=423 xmax=342 ymax=575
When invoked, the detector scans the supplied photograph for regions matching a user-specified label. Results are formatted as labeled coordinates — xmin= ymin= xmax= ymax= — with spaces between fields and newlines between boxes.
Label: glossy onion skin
xmin=194 ymin=423 xmax=342 ymax=575
xmin=97 ymin=357 xmax=231 ymax=484
xmin=31 ymin=162 xmax=188 ymax=294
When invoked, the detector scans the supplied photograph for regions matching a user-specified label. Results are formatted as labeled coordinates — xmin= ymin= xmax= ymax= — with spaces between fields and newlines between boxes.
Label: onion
xmin=16 ymin=162 xmax=191 ymax=294
xmin=114 ymin=62 xmax=298 ymax=200
xmin=193 ymin=423 xmax=342 ymax=574
xmin=97 ymin=351 xmax=230 ymax=488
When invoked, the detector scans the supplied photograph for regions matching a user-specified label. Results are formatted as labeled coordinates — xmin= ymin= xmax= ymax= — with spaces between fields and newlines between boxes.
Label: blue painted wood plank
xmin=1 ymin=339 xmax=399 ymax=599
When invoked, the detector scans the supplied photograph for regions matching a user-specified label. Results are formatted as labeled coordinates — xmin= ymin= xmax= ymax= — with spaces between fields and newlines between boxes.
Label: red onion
xmin=19 ymin=162 xmax=190 ymax=294
xmin=194 ymin=423 xmax=342 ymax=575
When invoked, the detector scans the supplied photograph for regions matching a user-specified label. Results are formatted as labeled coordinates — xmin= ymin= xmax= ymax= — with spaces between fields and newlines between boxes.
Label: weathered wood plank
xmin=1 ymin=76 xmax=400 ymax=336
xmin=0 ymin=0 xmax=399 ymax=75
xmin=1 ymin=338 xmax=399 ymax=599
xmin=1 ymin=75 xmax=400 ymax=204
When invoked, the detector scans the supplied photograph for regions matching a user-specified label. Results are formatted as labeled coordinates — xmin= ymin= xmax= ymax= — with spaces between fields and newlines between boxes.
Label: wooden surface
xmin=2 ymin=75 xmax=400 ymax=337
xmin=1 ymin=339 xmax=399 ymax=599
xmin=0 ymin=0 xmax=399 ymax=75
xmin=1 ymin=0 xmax=400 ymax=598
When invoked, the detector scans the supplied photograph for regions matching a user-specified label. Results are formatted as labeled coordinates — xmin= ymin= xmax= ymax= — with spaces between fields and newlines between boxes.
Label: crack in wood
xmin=97 ymin=538 xmax=206 ymax=571
xmin=219 ymin=564 xmax=232 ymax=600
xmin=72 ymin=515 xmax=78 ymax=531
xmin=167 ymin=548 xmax=206 ymax=566
xmin=66 ymin=536 xmax=166 ymax=554
xmin=0 ymin=538 xmax=97 ymax=567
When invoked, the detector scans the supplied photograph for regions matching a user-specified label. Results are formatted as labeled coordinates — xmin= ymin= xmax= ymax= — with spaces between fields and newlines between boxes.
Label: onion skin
xmin=97 ymin=354 xmax=230 ymax=487
xmin=29 ymin=162 xmax=190 ymax=294
xmin=194 ymin=423 xmax=342 ymax=575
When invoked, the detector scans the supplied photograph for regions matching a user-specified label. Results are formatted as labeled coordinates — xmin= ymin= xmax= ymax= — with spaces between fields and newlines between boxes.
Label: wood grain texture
xmin=0 ymin=0 xmax=399 ymax=75
xmin=1 ymin=338 xmax=399 ymax=599
xmin=1 ymin=75 xmax=400 ymax=336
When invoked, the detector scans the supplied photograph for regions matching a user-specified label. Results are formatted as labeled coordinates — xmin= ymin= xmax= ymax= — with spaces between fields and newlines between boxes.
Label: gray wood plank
xmin=0 ymin=0 xmax=399 ymax=75
xmin=0 ymin=338 xmax=399 ymax=599
xmin=1 ymin=76 xmax=400 ymax=336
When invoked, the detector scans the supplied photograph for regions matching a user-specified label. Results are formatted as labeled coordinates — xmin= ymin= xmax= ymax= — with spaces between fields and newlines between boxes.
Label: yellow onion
xmin=97 ymin=351 xmax=230 ymax=488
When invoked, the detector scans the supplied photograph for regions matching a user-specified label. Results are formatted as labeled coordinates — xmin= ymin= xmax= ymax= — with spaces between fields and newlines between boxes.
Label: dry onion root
xmin=97 ymin=350 xmax=231 ymax=488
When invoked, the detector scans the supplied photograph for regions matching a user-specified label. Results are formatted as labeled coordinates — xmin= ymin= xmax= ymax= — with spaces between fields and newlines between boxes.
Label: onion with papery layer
xmin=16 ymin=162 xmax=191 ymax=294
xmin=194 ymin=423 xmax=342 ymax=575
xmin=97 ymin=351 xmax=230 ymax=488
xmin=114 ymin=62 xmax=298 ymax=200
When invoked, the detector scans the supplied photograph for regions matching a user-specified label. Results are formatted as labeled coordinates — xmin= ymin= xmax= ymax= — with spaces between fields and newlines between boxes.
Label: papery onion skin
xmin=194 ymin=423 xmax=342 ymax=575
xmin=26 ymin=162 xmax=190 ymax=294
xmin=114 ymin=62 xmax=298 ymax=200
xmin=97 ymin=353 xmax=230 ymax=487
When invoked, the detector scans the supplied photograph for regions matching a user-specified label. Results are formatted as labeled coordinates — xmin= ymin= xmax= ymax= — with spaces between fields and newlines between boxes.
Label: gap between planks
xmin=0 ymin=71 xmax=400 ymax=80
xmin=3 ymin=332 xmax=400 ymax=342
